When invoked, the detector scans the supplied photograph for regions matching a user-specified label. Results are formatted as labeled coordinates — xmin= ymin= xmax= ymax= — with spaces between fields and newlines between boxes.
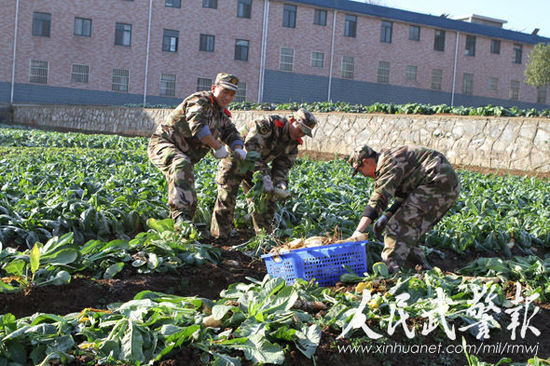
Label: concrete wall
xmin=10 ymin=105 xmax=550 ymax=172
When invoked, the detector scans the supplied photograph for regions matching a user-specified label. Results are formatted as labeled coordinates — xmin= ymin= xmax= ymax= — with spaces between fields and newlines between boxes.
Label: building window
xmin=196 ymin=78 xmax=212 ymax=91
xmin=311 ymin=51 xmax=324 ymax=68
xmin=491 ymin=39 xmax=501 ymax=54
xmin=510 ymin=80 xmax=520 ymax=100
xmin=488 ymin=77 xmax=498 ymax=91
xmin=513 ymin=44 xmax=523 ymax=64
xmin=380 ymin=21 xmax=392 ymax=43
xmin=71 ymin=64 xmax=89 ymax=83
xmin=160 ymin=73 xmax=176 ymax=97
xmin=234 ymin=82 xmax=247 ymax=102
xmin=462 ymin=73 xmax=474 ymax=95
xmin=465 ymin=35 xmax=476 ymax=56
xmin=74 ymin=17 xmax=92 ymax=37
xmin=32 ymin=12 xmax=51 ymax=37
xmin=283 ymin=4 xmax=296 ymax=28
xmin=165 ymin=0 xmax=181 ymax=8
xmin=162 ymin=29 xmax=179 ymax=52
xmin=199 ymin=34 xmax=215 ymax=52
xmin=314 ymin=9 xmax=327 ymax=26
xmin=280 ymin=47 xmax=294 ymax=71
xmin=202 ymin=0 xmax=217 ymax=9
xmin=341 ymin=56 xmax=354 ymax=79
xmin=406 ymin=65 xmax=417 ymax=81
xmin=29 ymin=60 xmax=48 ymax=84
xmin=434 ymin=29 xmax=445 ymax=51
xmin=377 ymin=61 xmax=390 ymax=83
xmin=344 ymin=15 xmax=357 ymax=37
xmin=112 ymin=69 xmax=129 ymax=92
xmin=409 ymin=25 xmax=420 ymax=41
xmin=237 ymin=0 xmax=252 ymax=18
xmin=431 ymin=69 xmax=442 ymax=90
xmin=115 ymin=23 xmax=132 ymax=46
xmin=537 ymin=86 xmax=547 ymax=104
xmin=235 ymin=39 xmax=249 ymax=61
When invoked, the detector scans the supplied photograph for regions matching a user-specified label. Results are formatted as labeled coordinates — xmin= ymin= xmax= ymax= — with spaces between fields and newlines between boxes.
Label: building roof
xmin=288 ymin=0 xmax=550 ymax=45
xmin=451 ymin=14 xmax=507 ymax=28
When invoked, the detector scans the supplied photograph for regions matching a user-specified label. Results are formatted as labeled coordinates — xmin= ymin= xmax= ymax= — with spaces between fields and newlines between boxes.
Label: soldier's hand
xmin=373 ymin=214 xmax=389 ymax=238
xmin=234 ymin=148 xmax=247 ymax=160
xmin=213 ymin=145 xmax=229 ymax=159
xmin=262 ymin=175 xmax=274 ymax=192
xmin=351 ymin=230 xmax=365 ymax=240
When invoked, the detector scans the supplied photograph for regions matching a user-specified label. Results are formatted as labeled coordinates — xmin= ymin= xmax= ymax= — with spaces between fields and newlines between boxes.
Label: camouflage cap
xmin=348 ymin=145 xmax=377 ymax=177
xmin=215 ymin=73 xmax=239 ymax=91
xmin=294 ymin=108 xmax=317 ymax=137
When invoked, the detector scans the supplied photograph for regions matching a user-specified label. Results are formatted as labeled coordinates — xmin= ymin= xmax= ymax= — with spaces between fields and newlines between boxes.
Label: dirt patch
xmin=0 ymin=249 xmax=266 ymax=318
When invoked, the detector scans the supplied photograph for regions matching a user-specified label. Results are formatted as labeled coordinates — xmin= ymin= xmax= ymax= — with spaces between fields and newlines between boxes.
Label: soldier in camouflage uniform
xmin=210 ymin=108 xmax=318 ymax=239
xmin=148 ymin=73 xmax=246 ymax=229
xmin=348 ymin=145 xmax=460 ymax=272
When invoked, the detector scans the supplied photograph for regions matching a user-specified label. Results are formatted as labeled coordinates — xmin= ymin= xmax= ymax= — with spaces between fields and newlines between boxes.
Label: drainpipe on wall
xmin=258 ymin=0 xmax=270 ymax=103
xmin=10 ymin=0 xmax=20 ymax=104
xmin=327 ymin=9 xmax=337 ymax=102
xmin=143 ymin=0 xmax=153 ymax=107
xmin=451 ymin=31 xmax=460 ymax=106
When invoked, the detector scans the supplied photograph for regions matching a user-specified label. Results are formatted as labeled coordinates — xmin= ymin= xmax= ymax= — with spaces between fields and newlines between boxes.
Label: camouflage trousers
xmin=148 ymin=141 xmax=197 ymax=221
xmin=381 ymin=163 xmax=461 ymax=264
xmin=210 ymin=159 xmax=275 ymax=239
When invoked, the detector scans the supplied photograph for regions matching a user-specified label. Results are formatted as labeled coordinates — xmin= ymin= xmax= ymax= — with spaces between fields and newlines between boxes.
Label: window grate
xmin=71 ymin=64 xmax=89 ymax=83
xmin=280 ymin=47 xmax=294 ymax=71
xmin=112 ymin=68 xmax=129 ymax=92
xmin=196 ymin=78 xmax=212 ymax=92
xmin=341 ymin=56 xmax=354 ymax=79
xmin=377 ymin=61 xmax=390 ymax=83
xmin=29 ymin=60 xmax=48 ymax=84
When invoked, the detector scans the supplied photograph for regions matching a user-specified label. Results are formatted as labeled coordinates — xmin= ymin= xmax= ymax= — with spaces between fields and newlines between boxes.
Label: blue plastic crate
xmin=261 ymin=240 xmax=368 ymax=286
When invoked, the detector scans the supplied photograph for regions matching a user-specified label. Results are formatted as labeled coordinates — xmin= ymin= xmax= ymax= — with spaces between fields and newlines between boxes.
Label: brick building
xmin=1 ymin=0 xmax=548 ymax=108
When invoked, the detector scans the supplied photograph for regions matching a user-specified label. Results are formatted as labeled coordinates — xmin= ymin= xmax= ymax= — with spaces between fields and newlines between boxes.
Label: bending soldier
xmin=348 ymin=145 xmax=460 ymax=272
xmin=148 ymin=73 xmax=246 ymax=230
xmin=211 ymin=108 xmax=317 ymax=239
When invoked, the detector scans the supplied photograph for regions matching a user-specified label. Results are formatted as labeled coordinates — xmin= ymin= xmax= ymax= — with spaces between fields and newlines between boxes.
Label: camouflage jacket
xmin=364 ymin=145 xmax=455 ymax=220
xmin=149 ymin=91 xmax=243 ymax=164
xmin=242 ymin=115 xmax=302 ymax=186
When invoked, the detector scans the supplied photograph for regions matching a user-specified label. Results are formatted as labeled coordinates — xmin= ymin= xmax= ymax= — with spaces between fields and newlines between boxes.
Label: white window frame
xmin=311 ymin=51 xmax=324 ymax=68
xmin=280 ymin=47 xmax=294 ymax=71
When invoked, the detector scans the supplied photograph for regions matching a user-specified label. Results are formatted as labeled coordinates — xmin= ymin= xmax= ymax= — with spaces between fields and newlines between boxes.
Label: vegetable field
xmin=0 ymin=125 xmax=548 ymax=366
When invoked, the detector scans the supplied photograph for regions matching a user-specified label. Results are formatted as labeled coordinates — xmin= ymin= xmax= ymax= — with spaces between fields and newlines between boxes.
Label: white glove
xmin=213 ymin=145 xmax=228 ymax=159
xmin=234 ymin=148 xmax=246 ymax=160
xmin=262 ymin=175 xmax=274 ymax=192
xmin=352 ymin=230 xmax=364 ymax=239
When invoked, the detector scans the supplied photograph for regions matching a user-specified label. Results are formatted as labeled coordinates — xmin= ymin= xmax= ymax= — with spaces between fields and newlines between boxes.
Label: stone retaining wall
xmin=10 ymin=105 xmax=550 ymax=172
